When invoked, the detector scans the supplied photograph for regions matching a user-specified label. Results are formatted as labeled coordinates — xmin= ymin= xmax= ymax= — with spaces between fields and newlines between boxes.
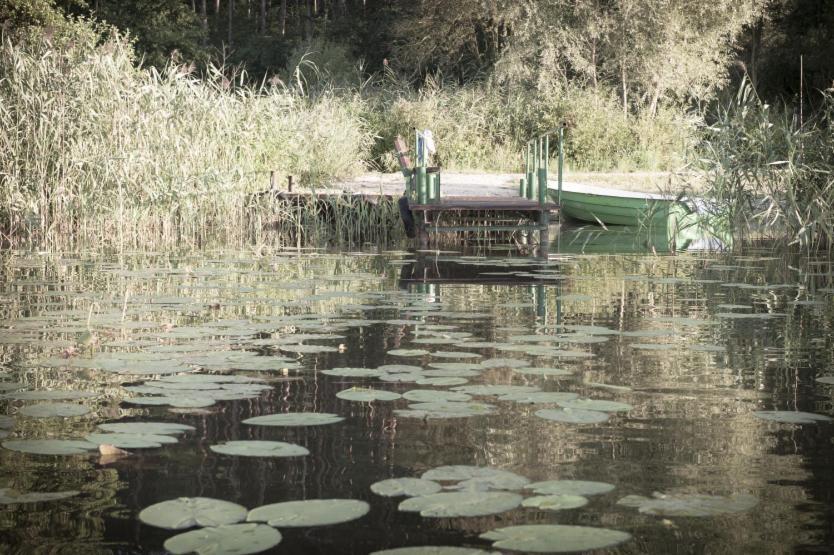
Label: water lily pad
xmin=19 ymin=403 xmax=90 ymax=418
xmin=431 ymin=351 xmax=482 ymax=359
xmin=422 ymin=466 xmax=529 ymax=491
xmin=370 ymin=478 xmax=443 ymax=497
xmin=139 ymin=497 xmax=248 ymax=530
xmin=535 ymin=408 xmax=609 ymax=424
xmin=2 ymin=439 xmax=98 ymax=455
xmin=388 ymin=349 xmax=430 ymax=357
xmin=617 ymin=492 xmax=758 ymax=516
xmin=210 ymin=440 xmax=308 ymax=457
xmin=85 ymin=432 xmax=179 ymax=448
xmin=752 ymin=411 xmax=833 ymax=424
xmin=512 ymin=367 xmax=572 ymax=377
xmin=379 ymin=373 xmax=424 ymax=383
xmin=97 ymin=422 xmax=195 ymax=435
xmin=815 ymin=376 xmax=834 ymax=385
xmin=321 ymin=368 xmax=383 ymax=378
xmin=378 ymin=364 xmax=423 ymax=373
xmin=371 ymin=548 xmax=498 ymax=555
xmin=399 ymin=491 xmax=522 ymax=517
xmin=125 ymin=396 xmax=216 ymax=408
xmin=403 ymin=390 xmax=472 ymax=403
xmin=247 ymin=499 xmax=369 ymax=527
xmin=164 ymin=523 xmax=282 ymax=555
xmin=243 ymin=413 xmax=344 ymax=427
xmin=498 ymin=391 xmax=579 ymax=404
xmin=336 ymin=388 xmax=402 ymax=402
xmin=480 ymin=524 xmax=631 ymax=552
xmin=557 ymin=399 xmax=633 ymax=412
xmin=278 ymin=344 xmax=339 ymax=354
xmin=416 ymin=377 xmax=468 ymax=387
xmin=404 ymin=402 xmax=495 ymax=418
xmin=522 ymin=494 xmax=588 ymax=511
xmin=451 ymin=385 xmax=540 ymax=397
xmin=525 ymin=480 xmax=615 ymax=496
xmin=0 ymin=488 xmax=79 ymax=504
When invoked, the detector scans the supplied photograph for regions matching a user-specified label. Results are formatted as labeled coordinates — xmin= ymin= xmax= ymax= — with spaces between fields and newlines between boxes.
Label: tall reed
xmin=697 ymin=79 xmax=834 ymax=251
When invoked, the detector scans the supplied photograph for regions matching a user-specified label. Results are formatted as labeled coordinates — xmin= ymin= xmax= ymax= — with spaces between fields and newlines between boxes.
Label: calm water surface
xmin=1 ymin=245 xmax=833 ymax=554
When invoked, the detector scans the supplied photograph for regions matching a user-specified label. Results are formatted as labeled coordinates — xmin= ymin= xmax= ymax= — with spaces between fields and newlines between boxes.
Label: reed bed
xmin=0 ymin=24 xmax=372 ymax=249
xmin=697 ymin=80 xmax=834 ymax=252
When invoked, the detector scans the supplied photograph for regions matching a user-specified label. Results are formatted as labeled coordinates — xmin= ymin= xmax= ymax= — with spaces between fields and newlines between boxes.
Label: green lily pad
xmin=535 ymin=408 xmax=609 ymax=424
xmin=139 ymin=497 xmax=248 ymax=530
xmin=97 ymin=422 xmax=195 ymax=435
xmin=422 ymin=466 xmax=529 ymax=491
xmin=525 ymin=480 xmax=615 ymax=496
xmin=752 ymin=411 xmax=833 ymax=424
xmin=2 ymin=439 xmax=98 ymax=455
xmin=431 ymin=351 xmax=482 ymax=359
xmin=336 ymin=388 xmax=402 ymax=402
xmin=557 ymin=399 xmax=633 ymax=412
xmin=451 ymin=385 xmax=540 ymax=397
xmin=377 ymin=364 xmax=423 ymax=373
xmin=388 ymin=349 xmax=430 ymax=357
xmin=480 ymin=524 xmax=631 ymax=552
xmin=817 ymin=377 xmax=834 ymax=385
xmin=403 ymin=390 xmax=472 ymax=403
xmin=164 ymin=523 xmax=282 ymax=555
xmin=19 ymin=403 xmax=90 ymax=418
xmin=85 ymin=432 xmax=179 ymax=448
xmin=498 ymin=392 xmax=579 ymax=404
xmin=371 ymin=548 xmax=498 ymax=555
xmin=278 ymin=344 xmax=339 ymax=354
xmin=617 ymin=492 xmax=758 ymax=516
xmin=210 ymin=440 xmax=308 ymax=457
xmin=404 ymin=402 xmax=495 ymax=418
xmin=398 ymin=491 xmax=522 ymax=517
xmin=125 ymin=396 xmax=216 ymax=408
xmin=416 ymin=377 xmax=468 ymax=387
xmin=247 ymin=499 xmax=369 ymax=527
xmin=522 ymin=494 xmax=588 ymax=511
xmin=370 ymin=478 xmax=443 ymax=497
xmin=379 ymin=373 xmax=424 ymax=383
xmin=0 ymin=488 xmax=79 ymax=504
xmin=512 ymin=367 xmax=572 ymax=377
xmin=321 ymin=368 xmax=383 ymax=378
xmin=243 ymin=413 xmax=344 ymax=427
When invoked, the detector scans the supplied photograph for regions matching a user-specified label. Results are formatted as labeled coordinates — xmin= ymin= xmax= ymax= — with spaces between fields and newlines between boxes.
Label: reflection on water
xmin=0 ymin=247 xmax=833 ymax=553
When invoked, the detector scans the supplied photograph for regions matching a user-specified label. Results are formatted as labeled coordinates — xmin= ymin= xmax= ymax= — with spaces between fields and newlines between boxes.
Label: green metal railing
xmin=408 ymin=129 xmax=440 ymax=205
xmin=519 ymin=126 xmax=565 ymax=206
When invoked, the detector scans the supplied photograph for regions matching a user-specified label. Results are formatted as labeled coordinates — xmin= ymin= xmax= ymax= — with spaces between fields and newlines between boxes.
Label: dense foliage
xmin=1 ymin=1 xmax=833 ymax=248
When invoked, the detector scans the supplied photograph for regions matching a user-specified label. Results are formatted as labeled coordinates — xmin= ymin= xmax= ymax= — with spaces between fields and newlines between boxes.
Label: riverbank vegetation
xmin=1 ymin=0 xmax=832 ymax=249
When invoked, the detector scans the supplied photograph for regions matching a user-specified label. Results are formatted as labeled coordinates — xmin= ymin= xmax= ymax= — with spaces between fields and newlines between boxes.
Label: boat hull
xmin=554 ymin=188 xmax=682 ymax=228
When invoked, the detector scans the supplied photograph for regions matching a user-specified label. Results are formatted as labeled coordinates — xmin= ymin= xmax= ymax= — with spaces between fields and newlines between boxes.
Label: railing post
xmin=557 ymin=126 xmax=564 ymax=205
xmin=537 ymin=135 xmax=548 ymax=206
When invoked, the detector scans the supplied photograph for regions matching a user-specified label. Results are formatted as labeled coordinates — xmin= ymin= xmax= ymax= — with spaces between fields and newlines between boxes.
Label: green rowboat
xmin=548 ymin=182 xmax=687 ymax=228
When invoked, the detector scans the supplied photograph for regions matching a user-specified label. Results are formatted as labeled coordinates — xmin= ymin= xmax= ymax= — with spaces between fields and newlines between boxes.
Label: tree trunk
xmin=749 ymin=19 xmax=762 ymax=88
xmin=590 ymin=38 xmax=597 ymax=89
xmin=649 ymin=80 xmax=661 ymax=117
xmin=621 ymin=64 xmax=628 ymax=114
xmin=215 ymin=0 xmax=220 ymax=14
xmin=228 ymin=0 xmax=235 ymax=46
xmin=304 ymin=0 xmax=313 ymax=40
xmin=279 ymin=0 xmax=287 ymax=35
xmin=260 ymin=0 xmax=267 ymax=33
xmin=200 ymin=0 xmax=208 ymax=32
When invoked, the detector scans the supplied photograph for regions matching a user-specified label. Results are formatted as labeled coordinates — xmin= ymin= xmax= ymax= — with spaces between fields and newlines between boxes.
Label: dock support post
xmin=526 ymin=142 xmax=535 ymax=200
xmin=557 ymin=127 xmax=564 ymax=205
xmin=537 ymin=135 xmax=548 ymax=206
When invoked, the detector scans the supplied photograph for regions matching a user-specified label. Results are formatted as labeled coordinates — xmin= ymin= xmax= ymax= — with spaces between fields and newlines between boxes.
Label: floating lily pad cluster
xmin=138 ymin=496 xmax=369 ymax=554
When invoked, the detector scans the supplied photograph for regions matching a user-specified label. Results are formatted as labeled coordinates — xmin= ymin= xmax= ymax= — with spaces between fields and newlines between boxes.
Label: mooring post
xmin=537 ymin=135 xmax=548 ymax=207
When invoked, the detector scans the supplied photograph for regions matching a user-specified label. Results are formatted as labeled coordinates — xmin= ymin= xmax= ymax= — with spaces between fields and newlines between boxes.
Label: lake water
xmin=1 ymin=243 xmax=833 ymax=554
